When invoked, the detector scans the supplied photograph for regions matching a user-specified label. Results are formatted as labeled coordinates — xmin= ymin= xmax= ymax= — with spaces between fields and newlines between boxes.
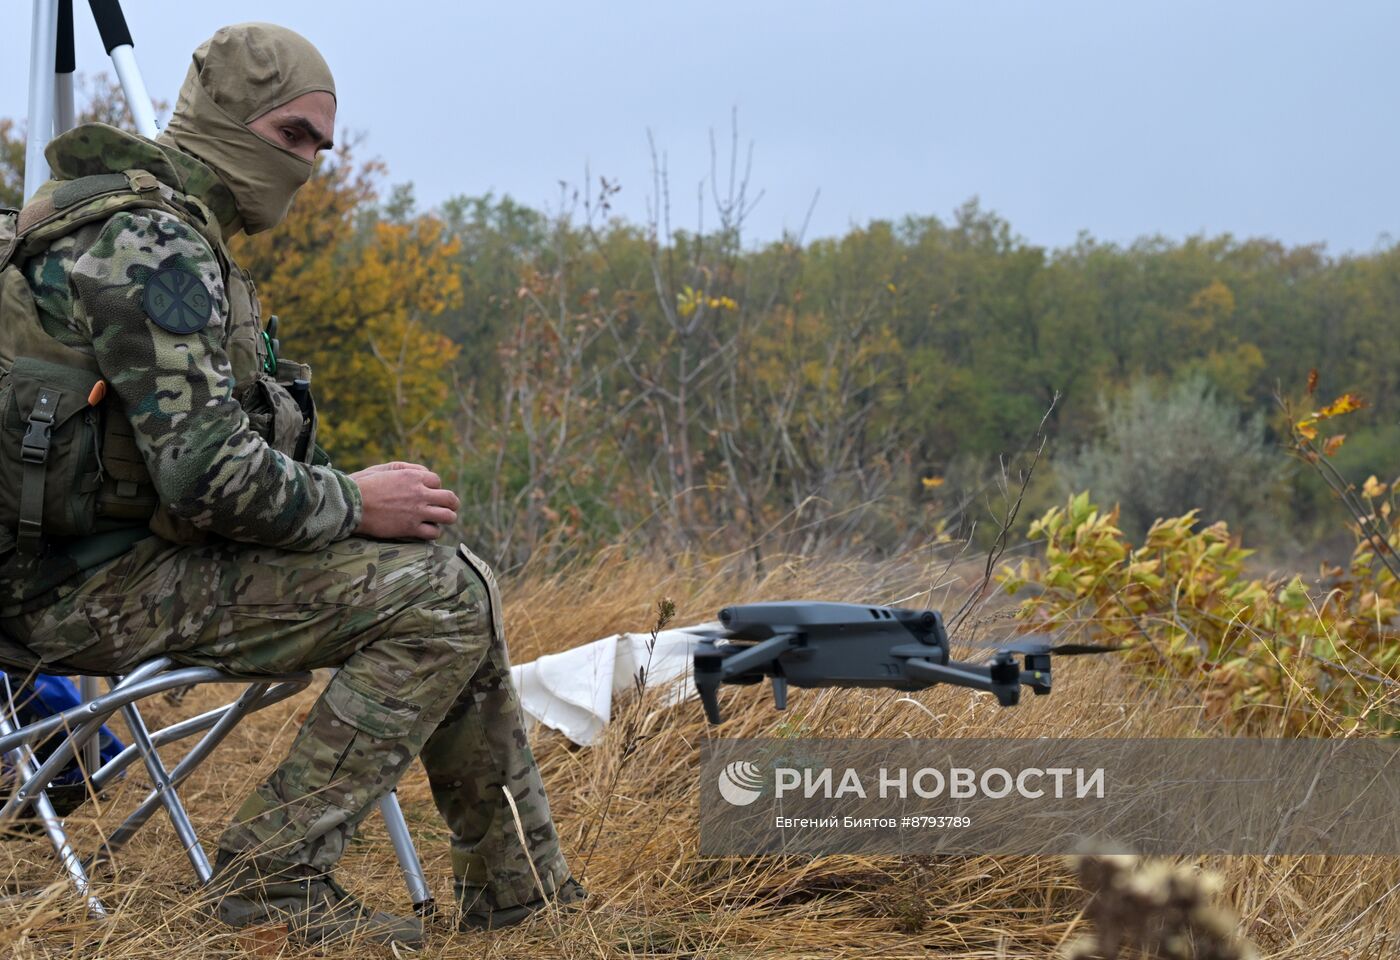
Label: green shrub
xmin=1000 ymin=492 xmax=1400 ymax=734
xmin=1058 ymin=376 xmax=1283 ymax=540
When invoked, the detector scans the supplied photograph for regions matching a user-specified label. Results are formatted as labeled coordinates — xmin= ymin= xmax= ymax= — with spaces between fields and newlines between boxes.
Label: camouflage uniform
xmin=0 ymin=124 xmax=571 ymax=911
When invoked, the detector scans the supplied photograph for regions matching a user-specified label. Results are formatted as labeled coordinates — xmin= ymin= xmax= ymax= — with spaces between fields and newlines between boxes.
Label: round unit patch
xmin=143 ymin=267 xmax=212 ymax=334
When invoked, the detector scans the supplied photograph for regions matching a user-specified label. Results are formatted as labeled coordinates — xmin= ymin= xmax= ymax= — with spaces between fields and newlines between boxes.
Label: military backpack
xmin=0 ymin=167 xmax=319 ymax=558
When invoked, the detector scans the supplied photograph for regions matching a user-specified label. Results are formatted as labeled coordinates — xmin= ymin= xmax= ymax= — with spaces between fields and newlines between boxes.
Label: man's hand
xmin=350 ymin=462 xmax=460 ymax=540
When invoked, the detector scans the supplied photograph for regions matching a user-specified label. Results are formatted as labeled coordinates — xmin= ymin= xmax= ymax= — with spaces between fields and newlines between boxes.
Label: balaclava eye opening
xmin=158 ymin=22 xmax=335 ymax=235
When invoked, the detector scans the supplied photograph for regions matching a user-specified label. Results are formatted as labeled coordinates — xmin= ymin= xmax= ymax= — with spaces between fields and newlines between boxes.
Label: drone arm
xmin=694 ymin=632 xmax=800 ymax=724
xmin=902 ymin=657 xmax=1021 ymax=707
xmin=717 ymin=633 xmax=799 ymax=676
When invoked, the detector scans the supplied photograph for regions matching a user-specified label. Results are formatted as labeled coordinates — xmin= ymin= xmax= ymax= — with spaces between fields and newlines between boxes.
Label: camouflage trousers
xmin=0 ymin=535 xmax=570 ymax=910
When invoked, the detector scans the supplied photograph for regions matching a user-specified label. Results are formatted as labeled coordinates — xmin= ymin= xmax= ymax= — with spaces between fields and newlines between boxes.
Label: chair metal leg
xmin=378 ymin=788 xmax=435 ymax=914
xmin=1 ymin=706 xmax=106 ymax=917
xmin=91 ymin=679 xmax=308 ymax=792
xmin=97 ymin=680 xmax=279 ymax=869
xmin=117 ymin=697 xmax=213 ymax=883
xmin=78 ymin=675 xmax=102 ymax=777
xmin=0 ymin=708 xmax=112 ymax=821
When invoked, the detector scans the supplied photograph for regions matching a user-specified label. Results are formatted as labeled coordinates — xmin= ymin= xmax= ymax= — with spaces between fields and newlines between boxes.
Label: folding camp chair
xmin=0 ymin=634 xmax=436 ymax=919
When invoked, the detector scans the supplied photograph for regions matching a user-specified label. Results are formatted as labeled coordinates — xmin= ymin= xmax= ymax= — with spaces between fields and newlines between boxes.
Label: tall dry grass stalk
xmin=3 ymin=546 xmax=1397 ymax=958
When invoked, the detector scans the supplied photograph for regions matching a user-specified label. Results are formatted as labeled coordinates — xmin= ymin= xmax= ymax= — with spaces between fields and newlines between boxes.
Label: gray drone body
xmin=691 ymin=601 xmax=1113 ymax=724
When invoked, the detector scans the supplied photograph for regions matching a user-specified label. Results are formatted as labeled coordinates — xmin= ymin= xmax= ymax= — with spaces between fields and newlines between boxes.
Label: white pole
xmin=110 ymin=45 xmax=159 ymax=139
xmin=24 ymin=0 xmax=60 ymax=201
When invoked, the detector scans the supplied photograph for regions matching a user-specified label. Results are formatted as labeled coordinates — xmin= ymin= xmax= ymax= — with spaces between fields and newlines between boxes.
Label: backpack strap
xmin=16 ymin=385 xmax=60 ymax=554
xmin=11 ymin=168 xmax=223 ymax=265
xmin=0 ymin=208 xmax=17 ymax=267
xmin=15 ymin=169 xmax=159 ymax=234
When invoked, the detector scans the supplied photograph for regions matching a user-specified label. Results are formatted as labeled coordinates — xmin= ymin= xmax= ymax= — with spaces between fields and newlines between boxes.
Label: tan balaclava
xmin=159 ymin=23 xmax=335 ymax=235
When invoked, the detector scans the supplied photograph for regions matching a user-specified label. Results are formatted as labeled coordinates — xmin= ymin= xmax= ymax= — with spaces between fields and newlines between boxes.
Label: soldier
xmin=0 ymin=23 xmax=582 ymax=947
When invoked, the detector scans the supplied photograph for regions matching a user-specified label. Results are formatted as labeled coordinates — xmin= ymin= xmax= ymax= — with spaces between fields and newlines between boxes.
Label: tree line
xmin=5 ymin=91 xmax=1397 ymax=569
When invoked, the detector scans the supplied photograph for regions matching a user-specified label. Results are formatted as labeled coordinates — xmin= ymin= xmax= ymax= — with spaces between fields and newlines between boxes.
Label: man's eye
xmin=281 ymin=128 xmax=297 ymax=142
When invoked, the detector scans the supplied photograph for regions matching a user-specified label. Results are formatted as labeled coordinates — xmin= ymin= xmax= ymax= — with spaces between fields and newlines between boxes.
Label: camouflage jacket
xmin=0 ymin=124 xmax=362 ymax=612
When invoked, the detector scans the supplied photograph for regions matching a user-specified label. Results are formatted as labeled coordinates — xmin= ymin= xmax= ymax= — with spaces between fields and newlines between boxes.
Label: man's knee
xmin=357 ymin=542 xmax=496 ymax=686
xmin=404 ymin=542 xmax=492 ymax=641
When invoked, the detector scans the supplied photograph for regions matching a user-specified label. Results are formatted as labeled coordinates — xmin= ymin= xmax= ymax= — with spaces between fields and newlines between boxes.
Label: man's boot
xmin=456 ymin=876 xmax=588 ymax=931
xmin=208 ymin=850 xmax=424 ymax=948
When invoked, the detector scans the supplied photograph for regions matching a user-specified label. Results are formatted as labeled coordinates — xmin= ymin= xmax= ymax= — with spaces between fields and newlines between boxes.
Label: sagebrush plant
xmin=1000 ymin=491 xmax=1400 ymax=733
xmin=1056 ymin=375 xmax=1282 ymax=540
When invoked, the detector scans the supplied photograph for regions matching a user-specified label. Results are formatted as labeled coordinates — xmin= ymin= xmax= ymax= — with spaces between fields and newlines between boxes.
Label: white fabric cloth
xmin=509 ymin=623 xmax=717 ymax=746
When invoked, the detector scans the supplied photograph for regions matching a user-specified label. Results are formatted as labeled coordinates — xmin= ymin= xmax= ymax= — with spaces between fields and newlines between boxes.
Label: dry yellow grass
xmin=3 ymin=546 xmax=1397 ymax=958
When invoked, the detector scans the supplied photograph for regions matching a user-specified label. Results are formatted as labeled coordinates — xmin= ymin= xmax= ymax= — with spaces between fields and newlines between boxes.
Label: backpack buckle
xmin=21 ymin=389 xmax=58 ymax=464
xmin=17 ymin=387 xmax=60 ymax=554
xmin=124 ymin=170 xmax=160 ymax=194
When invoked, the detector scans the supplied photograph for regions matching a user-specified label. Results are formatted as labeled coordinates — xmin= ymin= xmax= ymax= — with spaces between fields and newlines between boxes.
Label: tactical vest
xmin=0 ymin=169 xmax=318 ymax=555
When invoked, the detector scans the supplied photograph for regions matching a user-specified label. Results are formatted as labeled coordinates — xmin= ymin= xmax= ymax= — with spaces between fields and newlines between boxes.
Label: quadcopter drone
xmin=691 ymin=600 xmax=1119 ymax=723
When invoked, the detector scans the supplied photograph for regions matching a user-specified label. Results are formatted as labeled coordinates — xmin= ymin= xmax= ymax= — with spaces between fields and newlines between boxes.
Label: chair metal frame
xmin=2 ymin=657 xmax=435 ymax=918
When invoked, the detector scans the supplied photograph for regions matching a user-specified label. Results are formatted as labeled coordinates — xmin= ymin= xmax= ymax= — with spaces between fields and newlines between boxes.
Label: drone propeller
xmin=968 ymin=636 xmax=1125 ymax=657
xmin=681 ymin=625 xmax=731 ymax=640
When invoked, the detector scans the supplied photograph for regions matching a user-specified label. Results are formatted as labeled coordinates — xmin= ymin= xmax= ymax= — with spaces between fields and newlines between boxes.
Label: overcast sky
xmin=5 ymin=1 xmax=1396 ymax=252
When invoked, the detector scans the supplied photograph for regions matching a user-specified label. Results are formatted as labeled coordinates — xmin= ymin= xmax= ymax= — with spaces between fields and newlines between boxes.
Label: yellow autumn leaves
xmin=231 ymin=149 xmax=462 ymax=469
xmin=1293 ymin=369 xmax=1367 ymax=446
xmin=676 ymin=284 xmax=738 ymax=318
xmin=1002 ymin=491 xmax=1398 ymax=734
